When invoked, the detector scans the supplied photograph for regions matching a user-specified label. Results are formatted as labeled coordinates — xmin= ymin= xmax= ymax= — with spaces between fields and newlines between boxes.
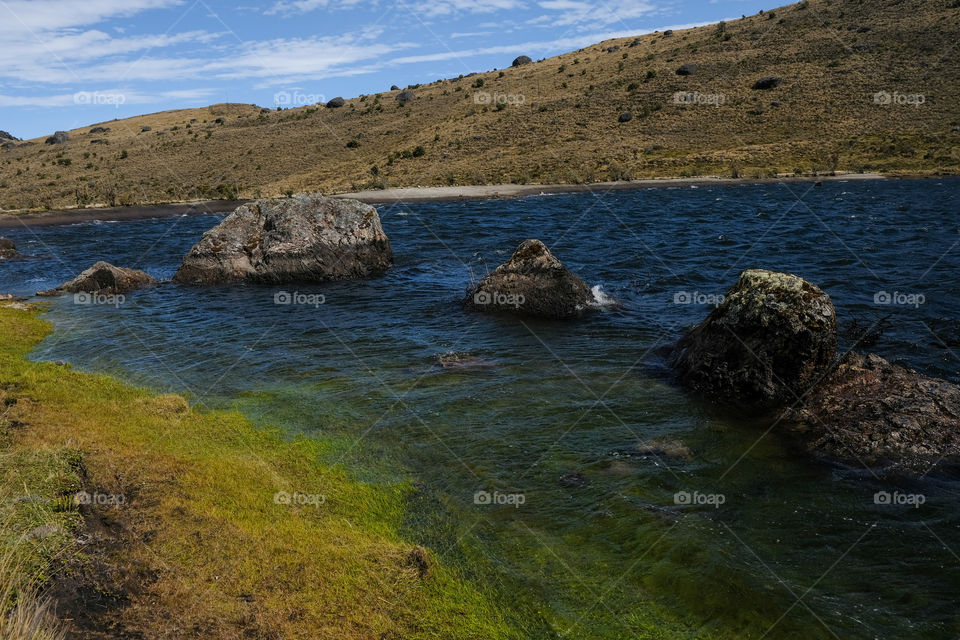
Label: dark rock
xmin=391 ymin=84 xmax=400 ymax=91
xmin=663 ymin=30 xmax=674 ymax=36
xmin=512 ymin=55 xmax=533 ymax=67
xmin=172 ymin=194 xmax=393 ymax=285
xmin=752 ymin=76 xmax=783 ymax=90
xmin=1 ymin=142 xmax=14 ymax=150
xmin=259 ymin=108 xmax=271 ymax=114
xmin=465 ymin=239 xmax=608 ymax=319
xmin=857 ymin=25 xmax=873 ymax=32
xmin=781 ymin=352 xmax=960 ymax=472
xmin=45 ymin=131 xmax=68 ymax=145
xmin=618 ymin=111 xmax=634 ymax=123
xmin=0 ymin=130 xmax=20 ymax=141
xmin=0 ymin=237 xmax=17 ymax=259
xmin=89 ymin=126 xmax=110 ymax=134
xmin=141 ymin=126 xmax=152 ymax=132
xmin=671 ymin=269 xmax=837 ymax=408
xmin=559 ymin=471 xmax=588 ymax=488
xmin=37 ymin=261 xmax=156 ymax=296
xmin=90 ymin=139 xmax=108 ymax=145
xmin=396 ymin=91 xmax=415 ymax=103
xmin=325 ymin=97 xmax=345 ymax=108
xmin=606 ymin=45 xmax=621 ymax=53
xmin=629 ymin=38 xmax=643 ymax=47
xmin=214 ymin=117 xmax=225 ymax=124
xmin=676 ymin=64 xmax=699 ymax=76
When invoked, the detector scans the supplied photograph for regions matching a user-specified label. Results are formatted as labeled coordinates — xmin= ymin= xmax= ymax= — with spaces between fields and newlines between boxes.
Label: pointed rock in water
xmin=466 ymin=239 xmax=614 ymax=319
xmin=781 ymin=352 xmax=960 ymax=472
xmin=671 ymin=269 xmax=837 ymax=408
xmin=172 ymin=193 xmax=393 ymax=285
xmin=37 ymin=261 xmax=156 ymax=296
xmin=0 ymin=237 xmax=17 ymax=259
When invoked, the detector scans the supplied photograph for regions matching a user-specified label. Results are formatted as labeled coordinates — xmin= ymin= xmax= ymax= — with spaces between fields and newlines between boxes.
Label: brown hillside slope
xmin=1 ymin=0 xmax=958 ymax=213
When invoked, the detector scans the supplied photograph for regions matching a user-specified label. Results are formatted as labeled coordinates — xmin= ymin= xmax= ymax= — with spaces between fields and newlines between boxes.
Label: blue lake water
xmin=2 ymin=178 xmax=960 ymax=638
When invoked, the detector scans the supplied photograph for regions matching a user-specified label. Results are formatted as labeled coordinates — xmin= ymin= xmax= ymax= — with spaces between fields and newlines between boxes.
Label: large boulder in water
xmin=37 ymin=261 xmax=156 ymax=296
xmin=0 ymin=237 xmax=17 ymax=259
xmin=781 ymin=352 xmax=960 ymax=472
xmin=671 ymin=269 xmax=837 ymax=408
xmin=172 ymin=194 xmax=393 ymax=285
xmin=465 ymin=239 xmax=610 ymax=319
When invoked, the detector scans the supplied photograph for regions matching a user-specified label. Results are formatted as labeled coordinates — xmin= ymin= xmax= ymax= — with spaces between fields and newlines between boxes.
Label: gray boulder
xmin=782 ymin=352 xmax=960 ymax=472
xmin=618 ymin=111 xmax=634 ymax=122
xmin=396 ymin=91 xmax=415 ymax=103
xmin=671 ymin=269 xmax=837 ymax=408
xmin=391 ymin=85 xmax=400 ymax=91
xmin=172 ymin=194 xmax=393 ymax=285
xmin=512 ymin=56 xmax=533 ymax=67
xmin=141 ymin=126 xmax=152 ymax=132
xmin=326 ymin=97 xmax=345 ymax=108
xmin=0 ymin=131 xmax=19 ymax=141
xmin=466 ymin=239 xmax=609 ymax=319
xmin=45 ymin=131 xmax=68 ymax=145
xmin=676 ymin=64 xmax=698 ymax=76
xmin=89 ymin=126 xmax=110 ymax=134
xmin=0 ymin=237 xmax=17 ymax=259
xmin=37 ymin=261 xmax=156 ymax=296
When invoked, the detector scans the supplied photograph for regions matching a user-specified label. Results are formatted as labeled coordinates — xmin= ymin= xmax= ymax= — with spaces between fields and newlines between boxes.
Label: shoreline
xmin=0 ymin=172 xmax=901 ymax=228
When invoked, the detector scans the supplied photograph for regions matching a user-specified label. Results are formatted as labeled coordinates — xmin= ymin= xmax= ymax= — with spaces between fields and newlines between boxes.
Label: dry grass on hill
xmin=1 ymin=0 xmax=958 ymax=213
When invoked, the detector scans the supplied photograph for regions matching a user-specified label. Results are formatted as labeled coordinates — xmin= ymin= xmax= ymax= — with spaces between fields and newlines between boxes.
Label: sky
xmin=0 ymin=0 xmax=784 ymax=139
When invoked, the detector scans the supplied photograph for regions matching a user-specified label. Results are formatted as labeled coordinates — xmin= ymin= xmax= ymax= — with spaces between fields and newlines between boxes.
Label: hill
xmin=1 ymin=0 xmax=958 ymax=212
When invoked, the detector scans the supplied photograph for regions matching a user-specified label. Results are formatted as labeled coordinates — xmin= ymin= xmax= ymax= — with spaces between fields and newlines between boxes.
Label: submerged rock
xmin=0 ymin=237 xmax=17 ymax=259
xmin=434 ymin=352 xmax=497 ymax=370
xmin=671 ymin=269 xmax=837 ymax=408
xmin=172 ymin=193 xmax=393 ymax=285
xmin=781 ymin=352 xmax=960 ymax=472
xmin=37 ymin=261 xmax=156 ymax=296
xmin=465 ymin=239 xmax=612 ymax=319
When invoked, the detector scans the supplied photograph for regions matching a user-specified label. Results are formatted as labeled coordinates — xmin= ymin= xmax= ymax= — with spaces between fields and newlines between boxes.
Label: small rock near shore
xmin=37 ymin=261 xmax=156 ymax=296
xmin=172 ymin=193 xmax=393 ymax=285
xmin=465 ymin=239 xmax=612 ymax=319
xmin=671 ymin=269 xmax=837 ymax=408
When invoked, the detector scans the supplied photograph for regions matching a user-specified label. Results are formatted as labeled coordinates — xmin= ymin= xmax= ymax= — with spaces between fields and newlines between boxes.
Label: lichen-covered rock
xmin=671 ymin=269 xmax=837 ymax=408
xmin=172 ymin=194 xmax=393 ymax=285
xmin=781 ymin=352 xmax=960 ymax=472
xmin=37 ymin=261 xmax=156 ymax=296
xmin=0 ymin=237 xmax=17 ymax=259
xmin=465 ymin=239 xmax=612 ymax=319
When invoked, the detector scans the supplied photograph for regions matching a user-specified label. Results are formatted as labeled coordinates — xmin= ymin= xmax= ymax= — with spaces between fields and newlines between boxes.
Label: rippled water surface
xmin=3 ymin=178 xmax=960 ymax=638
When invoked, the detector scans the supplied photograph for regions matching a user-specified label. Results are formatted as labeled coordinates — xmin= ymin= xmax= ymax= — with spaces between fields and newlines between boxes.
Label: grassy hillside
xmin=1 ymin=0 xmax=959 ymax=212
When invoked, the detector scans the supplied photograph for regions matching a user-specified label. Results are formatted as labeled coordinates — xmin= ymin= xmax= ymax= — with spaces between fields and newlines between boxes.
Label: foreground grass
xmin=0 ymin=306 xmax=517 ymax=638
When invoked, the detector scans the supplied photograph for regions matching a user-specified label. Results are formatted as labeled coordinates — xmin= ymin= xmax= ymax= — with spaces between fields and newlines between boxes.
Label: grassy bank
xmin=0 ymin=305 xmax=519 ymax=638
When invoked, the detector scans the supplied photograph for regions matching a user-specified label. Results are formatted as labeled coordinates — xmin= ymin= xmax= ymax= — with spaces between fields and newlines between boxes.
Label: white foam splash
xmin=587 ymin=284 xmax=619 ymax=310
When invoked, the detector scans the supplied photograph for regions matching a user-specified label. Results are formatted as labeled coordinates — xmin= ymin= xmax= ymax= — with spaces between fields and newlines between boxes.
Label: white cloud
xmin=0 ymin=0 xmax=184 ymax=34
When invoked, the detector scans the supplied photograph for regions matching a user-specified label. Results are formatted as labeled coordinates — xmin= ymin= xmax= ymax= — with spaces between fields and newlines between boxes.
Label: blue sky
xmin=0 ymin=0 xmax=783 ymax=139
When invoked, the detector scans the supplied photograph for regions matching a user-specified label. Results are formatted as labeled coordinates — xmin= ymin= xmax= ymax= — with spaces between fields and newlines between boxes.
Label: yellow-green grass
xmin=0 ymin=305 xmax=517 ymax=638
xmin=1 ymin=0 xmax=958 ymax=213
